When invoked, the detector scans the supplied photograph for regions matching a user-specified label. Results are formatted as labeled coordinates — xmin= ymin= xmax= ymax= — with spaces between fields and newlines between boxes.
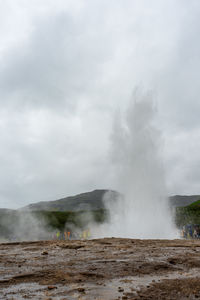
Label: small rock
xmin=47 ymin=286 xmax=57 ymax=290
xmin=77 ymin=287 xmax=85 ymax=293
xmin=168 ymin=259 xmax=176 ymax=265
xmin=118 ymin=287 xmax=124 ymax=292
xmin=42 ymin=251 xmax=48 ymax=255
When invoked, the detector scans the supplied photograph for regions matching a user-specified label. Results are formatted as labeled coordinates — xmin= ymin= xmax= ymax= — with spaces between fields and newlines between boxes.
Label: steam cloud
xmin=95 ymin=89 xmax=178 ymax=239
xmin=0 ymin=89 xmax=178 ymax=241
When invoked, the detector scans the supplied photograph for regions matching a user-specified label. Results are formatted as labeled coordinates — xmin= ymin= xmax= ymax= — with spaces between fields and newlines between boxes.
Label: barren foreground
xmin=0 ymin=238 xmax=200 ymax=299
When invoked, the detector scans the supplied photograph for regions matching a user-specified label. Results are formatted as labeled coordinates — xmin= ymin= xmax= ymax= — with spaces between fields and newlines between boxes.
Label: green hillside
xmin=175 ymin=199 xmax=200 ymax=227
xmin=188 ymin=199 xmax=200 ymax=208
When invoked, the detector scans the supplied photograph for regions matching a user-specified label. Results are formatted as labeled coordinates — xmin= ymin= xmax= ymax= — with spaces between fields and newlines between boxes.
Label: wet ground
xmin=0 ymin=238 xmax=200 ymax=299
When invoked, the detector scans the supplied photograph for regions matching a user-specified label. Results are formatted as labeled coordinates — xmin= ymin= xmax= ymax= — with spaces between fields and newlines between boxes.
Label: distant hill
xmin=21 ymin=189 xmax=119 ymax=212
xmin=0 ymin=208 xmax=16 ymax=213
xmin=20 ymin=191 xmax=200 ymax=212
xmin=169 ymin=195 xmax=200 ymax=207
xmin=1 ymin=191 xmax=199 ymax=213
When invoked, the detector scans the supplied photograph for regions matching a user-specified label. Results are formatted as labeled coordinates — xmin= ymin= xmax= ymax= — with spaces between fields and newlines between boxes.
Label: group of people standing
xmin=181 ymin=225 xmax=200 ymax=239
xmin=54 ymin=229 xmax=91 ymax=240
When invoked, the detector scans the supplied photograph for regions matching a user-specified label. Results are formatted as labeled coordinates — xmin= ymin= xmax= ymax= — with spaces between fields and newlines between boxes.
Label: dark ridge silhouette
xmin=20 ymin=189 xmax=119 ymax=212
xmin=0 ymin=191 xmax=199 ymax=213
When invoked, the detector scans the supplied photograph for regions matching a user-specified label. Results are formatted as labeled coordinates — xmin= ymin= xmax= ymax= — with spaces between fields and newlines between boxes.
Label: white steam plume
xmin=95 ymin=89 xmax=178 ymax=239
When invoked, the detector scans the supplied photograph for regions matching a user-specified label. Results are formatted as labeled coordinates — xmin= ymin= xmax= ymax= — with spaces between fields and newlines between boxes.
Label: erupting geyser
xmin=98 ymin=89 xmax=178 ymax=239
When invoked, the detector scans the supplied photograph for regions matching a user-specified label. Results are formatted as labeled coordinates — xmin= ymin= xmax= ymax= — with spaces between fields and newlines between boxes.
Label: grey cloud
xmin=156 ymin=2 xmax=200 ymax=131
xmin=0 ymin=10 xmax=113 ymax=112
xmin=0 ymin=0 xmax=200 ymax=208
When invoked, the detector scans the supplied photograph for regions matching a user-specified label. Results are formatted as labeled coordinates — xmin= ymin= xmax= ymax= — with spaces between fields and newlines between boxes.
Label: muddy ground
xmin=0 ymin=238 xmax=200 ymax=299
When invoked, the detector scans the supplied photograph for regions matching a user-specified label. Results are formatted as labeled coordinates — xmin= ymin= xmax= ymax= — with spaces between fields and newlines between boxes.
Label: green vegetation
xmin=175 ymin=203 xmax=200 ymax=228
xmin=32 ymin=209 xmax=108 ymax=231
xmin=188 ymin=199 xmax=200 ymax=208
xmin=0 ymin=209 xmax=108 ymax=239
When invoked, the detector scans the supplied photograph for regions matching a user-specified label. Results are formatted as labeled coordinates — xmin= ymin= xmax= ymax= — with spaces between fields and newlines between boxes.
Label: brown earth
xmin=0 ymin=238 xmax=200 ymax=299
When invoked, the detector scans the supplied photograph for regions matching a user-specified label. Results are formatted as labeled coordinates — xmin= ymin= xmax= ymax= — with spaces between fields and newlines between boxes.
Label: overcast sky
xmin=0 ymin=0 xmax=200 ymax=208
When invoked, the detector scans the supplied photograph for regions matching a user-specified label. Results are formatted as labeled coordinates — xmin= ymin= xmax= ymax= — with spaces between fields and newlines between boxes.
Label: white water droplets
xmin=97 ymin=90 xmax=178 ymax=238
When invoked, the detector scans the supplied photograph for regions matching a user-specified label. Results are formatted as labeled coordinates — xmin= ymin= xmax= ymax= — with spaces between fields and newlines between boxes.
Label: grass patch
xmin=175 ymin=206 xmax=200 ymax=228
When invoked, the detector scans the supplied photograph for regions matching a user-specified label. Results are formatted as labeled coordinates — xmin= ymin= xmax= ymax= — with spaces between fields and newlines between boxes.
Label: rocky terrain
xmin=0 ymin=238 xmax=200 ymax=299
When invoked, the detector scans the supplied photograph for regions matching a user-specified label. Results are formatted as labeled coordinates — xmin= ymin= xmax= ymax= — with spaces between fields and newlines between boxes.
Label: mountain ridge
xmin=1 ymin=190 xmax=200 ymax=212
xmin=20 ymin=189 xmax=118 ymax=212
